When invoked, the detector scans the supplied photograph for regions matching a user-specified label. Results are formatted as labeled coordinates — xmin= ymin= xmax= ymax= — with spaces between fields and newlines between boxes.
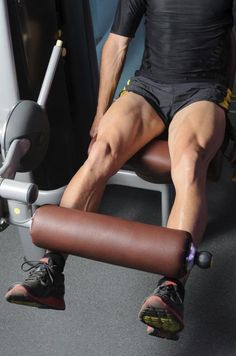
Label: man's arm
xmin=90 ymin=33 xmax=131 ymax=138
xmin=89 ymin=0 xmax=145 ymax=140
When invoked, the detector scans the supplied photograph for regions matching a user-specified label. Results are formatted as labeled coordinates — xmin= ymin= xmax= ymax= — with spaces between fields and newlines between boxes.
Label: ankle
xmin=42 ymin=252 xmax=66 ymax=272
xmin=40 ymin=257 xmax=50 ymax=264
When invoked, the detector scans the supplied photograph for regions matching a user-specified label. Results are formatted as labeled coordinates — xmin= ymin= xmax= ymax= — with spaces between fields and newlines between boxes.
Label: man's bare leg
xmin=167 ymin=101 xmax=226 ymax=247
xmin=5 ymin=92 xmax=166 ymax=308
xmin=139 ymin=101 xmax=226 ymax=339
xmin=60 ymin=92 xmax=165 ymax=211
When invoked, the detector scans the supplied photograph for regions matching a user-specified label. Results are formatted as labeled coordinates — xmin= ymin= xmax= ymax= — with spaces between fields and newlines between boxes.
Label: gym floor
xmin=1 ymin=160 xmax=236 ymax=356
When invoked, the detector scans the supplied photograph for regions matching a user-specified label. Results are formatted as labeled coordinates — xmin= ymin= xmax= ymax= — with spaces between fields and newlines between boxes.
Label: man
xmin=5 ymin=0 xmax=236 ymax=340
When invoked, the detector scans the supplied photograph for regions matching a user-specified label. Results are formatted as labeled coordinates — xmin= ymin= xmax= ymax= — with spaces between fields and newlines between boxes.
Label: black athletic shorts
xmin=120 ymin=75 xmax=232 ymax=127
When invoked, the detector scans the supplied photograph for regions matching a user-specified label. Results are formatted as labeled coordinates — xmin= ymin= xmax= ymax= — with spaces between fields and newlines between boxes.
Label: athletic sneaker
xmin=5 ymin=253 xmax=65 ymax=310
xmin=138 ymin=277 xmax=185 ymax=340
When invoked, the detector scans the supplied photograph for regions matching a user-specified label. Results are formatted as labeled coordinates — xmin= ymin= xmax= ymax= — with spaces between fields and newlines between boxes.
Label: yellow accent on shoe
xmin=143 ymin=314 xmax=181 ymax=333
xmin=160 ymin=317 xmax=180 ymax=333
xmin=143 ymin=315 xmax=162 ymax=328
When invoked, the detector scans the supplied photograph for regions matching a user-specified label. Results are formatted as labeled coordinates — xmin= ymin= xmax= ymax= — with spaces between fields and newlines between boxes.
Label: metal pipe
xmin=37 ymin=40 xmax=63 ymax=107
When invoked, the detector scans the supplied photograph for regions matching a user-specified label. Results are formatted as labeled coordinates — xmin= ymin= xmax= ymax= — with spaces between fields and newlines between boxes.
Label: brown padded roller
xmin=31 ymin=205 xmax=192 ymax=278
xmin=128 ymin=139 xmax=172 ymax=183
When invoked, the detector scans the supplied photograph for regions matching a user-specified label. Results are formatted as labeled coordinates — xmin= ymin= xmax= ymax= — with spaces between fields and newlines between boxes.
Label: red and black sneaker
xmin=5 ymin=253 xmax=65 ymax=310
xmin=138 ymin=277 xmax=185 ymax=340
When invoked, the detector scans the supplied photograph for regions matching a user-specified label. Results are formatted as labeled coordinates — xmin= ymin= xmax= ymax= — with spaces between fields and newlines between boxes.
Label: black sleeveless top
xmin=111 ymin=0 xmax=236 ymax=85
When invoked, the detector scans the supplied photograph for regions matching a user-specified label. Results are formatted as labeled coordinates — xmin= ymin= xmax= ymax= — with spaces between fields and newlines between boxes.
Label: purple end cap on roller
xmin=186 ymin=243 xmax=196 ymax=270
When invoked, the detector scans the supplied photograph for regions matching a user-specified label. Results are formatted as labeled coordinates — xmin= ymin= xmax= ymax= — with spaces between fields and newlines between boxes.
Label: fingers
xmin=90 ymin=111 xmax=105 ymax=138
xmin=88 ymin=115 xmax=101 ymax=154
xmin=89 ymin=125 xmax=97 ymax=139
xmin=87 ymin=135 xmax=97 ymax=155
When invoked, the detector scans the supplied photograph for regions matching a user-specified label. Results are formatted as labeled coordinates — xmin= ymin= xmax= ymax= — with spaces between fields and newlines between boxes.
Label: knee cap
xmin=171 ymin=148 xmax=207 ymax=184
xmin=87 ymin=140 xmax=116 ymax=179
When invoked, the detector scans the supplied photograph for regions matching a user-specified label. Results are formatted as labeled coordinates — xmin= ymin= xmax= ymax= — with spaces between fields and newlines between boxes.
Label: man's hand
xmin=88 ymin=134 xmax=97 ymax=155
xmin=88 ymin=33 xmax=130 ymax=155
xmin=89 ymin=112 xmax=103 ymax=139
xmin=88 ymin=112 xmax=104 ymax=155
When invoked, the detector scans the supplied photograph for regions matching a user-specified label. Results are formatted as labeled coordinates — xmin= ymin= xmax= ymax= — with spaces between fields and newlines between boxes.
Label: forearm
xmin=96 ymin=33 xmax=130 ymax=116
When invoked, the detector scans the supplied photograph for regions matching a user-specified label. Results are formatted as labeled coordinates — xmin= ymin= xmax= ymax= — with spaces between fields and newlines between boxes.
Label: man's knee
xmin=86 ymin=139 xmax=119 ymax=180
xmin=171 ymin=146 xmax=209 ymax=186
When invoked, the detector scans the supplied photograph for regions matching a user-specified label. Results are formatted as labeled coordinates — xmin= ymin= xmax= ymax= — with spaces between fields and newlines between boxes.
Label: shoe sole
xmin=146 ymin=326 xmax=179 ymax=340
xmin=5 ymin=285 xmax=65 ymax=310
xmin=139 ymin=295 xmax=183 ymax=334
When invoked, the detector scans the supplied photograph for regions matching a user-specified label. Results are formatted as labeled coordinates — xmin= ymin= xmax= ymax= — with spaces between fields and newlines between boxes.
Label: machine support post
xmin=37 ymin=40 xmax=63 ymax=108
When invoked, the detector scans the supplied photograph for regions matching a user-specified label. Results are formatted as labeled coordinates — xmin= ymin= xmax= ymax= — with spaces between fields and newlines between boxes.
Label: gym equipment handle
xmin=0 ymin=178 xmax=38 ymax=204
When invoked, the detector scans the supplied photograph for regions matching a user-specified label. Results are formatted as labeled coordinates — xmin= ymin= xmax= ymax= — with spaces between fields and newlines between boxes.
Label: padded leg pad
xmin=31 ymin=205 xmax=192 ymax=278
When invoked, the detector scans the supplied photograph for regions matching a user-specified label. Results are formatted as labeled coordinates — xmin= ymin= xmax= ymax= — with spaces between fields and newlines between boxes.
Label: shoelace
xmin=21 ymin=260 xmax=55 ymax=285
xmin=156 ymin=284 xmax=183 ymax=304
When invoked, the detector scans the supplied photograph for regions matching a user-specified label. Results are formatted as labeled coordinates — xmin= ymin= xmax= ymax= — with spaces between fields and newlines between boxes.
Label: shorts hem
xmin=125 ymin=89 xmax=168 ymax=128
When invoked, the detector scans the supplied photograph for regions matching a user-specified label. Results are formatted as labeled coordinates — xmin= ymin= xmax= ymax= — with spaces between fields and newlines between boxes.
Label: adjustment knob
xmin=195 ymin=251 xmax=213 ymax=269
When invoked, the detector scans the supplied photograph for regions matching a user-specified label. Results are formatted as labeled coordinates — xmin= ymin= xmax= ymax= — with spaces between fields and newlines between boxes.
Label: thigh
xmin=168 ymin=101 xmax=226 ymax=165
xmin=96 ymin=92 xmax=166 ymax=164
